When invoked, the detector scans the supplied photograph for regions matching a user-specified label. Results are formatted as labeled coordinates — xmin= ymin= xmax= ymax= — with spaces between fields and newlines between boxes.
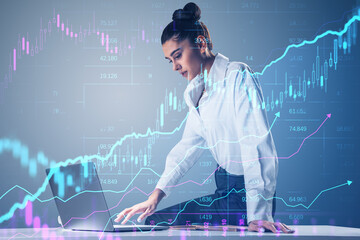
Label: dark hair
xmin=161 ymin=2 xmax=213 ymax=51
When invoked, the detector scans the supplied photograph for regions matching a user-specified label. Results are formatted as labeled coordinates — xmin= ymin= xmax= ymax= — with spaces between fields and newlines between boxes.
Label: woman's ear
xmin=195 ymin=35 xmax=208 ymax=54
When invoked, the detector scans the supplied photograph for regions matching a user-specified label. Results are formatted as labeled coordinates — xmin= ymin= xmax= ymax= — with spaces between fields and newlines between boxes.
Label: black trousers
xmin=145 ymin=165 xmax=276 ymax=226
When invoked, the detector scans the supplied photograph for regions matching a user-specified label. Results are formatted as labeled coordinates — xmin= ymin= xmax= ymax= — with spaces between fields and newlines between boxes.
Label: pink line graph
xmin=160 ymin=114 xmax=332 ymax=191
xmin=62 ymin=114 xmax=333 ymax=226
xmin=278 ymin=113 xmax=331 ymax=160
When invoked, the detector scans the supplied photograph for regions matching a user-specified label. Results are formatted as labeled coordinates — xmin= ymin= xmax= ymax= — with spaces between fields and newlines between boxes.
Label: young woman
xmin=115 ymin=2 xmax=293 ymax=233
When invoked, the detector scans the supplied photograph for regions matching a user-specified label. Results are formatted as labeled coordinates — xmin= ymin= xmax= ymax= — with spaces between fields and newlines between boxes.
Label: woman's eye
xmin=168 ymin=53 xmax=181 ymax=64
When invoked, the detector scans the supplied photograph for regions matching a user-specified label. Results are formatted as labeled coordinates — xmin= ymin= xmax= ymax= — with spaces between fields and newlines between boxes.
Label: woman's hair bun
xmin=172 ymin=2 xmax=201 ymax=22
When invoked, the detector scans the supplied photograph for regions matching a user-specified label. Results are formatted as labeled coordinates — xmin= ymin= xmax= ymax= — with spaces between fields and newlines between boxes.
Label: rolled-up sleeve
xmin=155 ymin=109 xmax=206 ymax=198
xmin=233 ymin=65 xmax=278 ymax=224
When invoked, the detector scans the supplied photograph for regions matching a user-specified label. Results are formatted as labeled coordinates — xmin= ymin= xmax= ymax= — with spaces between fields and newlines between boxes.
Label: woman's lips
xmin=181 ymin=71 xmax=187 ymax=77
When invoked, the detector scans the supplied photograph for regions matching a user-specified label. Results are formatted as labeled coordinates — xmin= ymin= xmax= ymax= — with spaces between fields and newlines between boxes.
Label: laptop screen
xmin=46 ymin=162 xmax=115 ymax=231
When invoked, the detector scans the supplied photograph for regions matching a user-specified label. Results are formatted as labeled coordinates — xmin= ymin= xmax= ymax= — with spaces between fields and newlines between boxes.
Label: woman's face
xmin=162 ymin=37 xmax=203 ymax=81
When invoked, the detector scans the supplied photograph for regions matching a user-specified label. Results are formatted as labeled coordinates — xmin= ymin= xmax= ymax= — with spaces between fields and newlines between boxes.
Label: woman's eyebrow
xmin=165 ymin=47 xmax=182 ymax=60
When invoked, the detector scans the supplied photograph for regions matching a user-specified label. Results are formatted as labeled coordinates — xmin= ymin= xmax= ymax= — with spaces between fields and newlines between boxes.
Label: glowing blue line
xmin=1 ymin=13 xmax=359 ymax=224
xmin=255 ymin=8 xmax=358 ymax=70
xmin=0 ymin=112 xmax=279 ymax=205
xmin=99 ymin=181 xmax=352 ymax=236
xmin=0 ymin=64 xmax=277 ymax=224
xmin=257 ymin=15 xmax=360 ymax=76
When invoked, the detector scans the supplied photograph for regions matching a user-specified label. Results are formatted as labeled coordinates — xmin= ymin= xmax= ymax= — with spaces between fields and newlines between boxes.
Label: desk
xmin=1 ymin=225 xmax=360 ymax=239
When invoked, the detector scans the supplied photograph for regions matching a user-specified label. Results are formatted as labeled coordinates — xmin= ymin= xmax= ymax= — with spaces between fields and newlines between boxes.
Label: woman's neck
xmin=203 ymin=54 xmax=216 ymax=77
xmin=202 ymin=54 xmax=215 ymax=92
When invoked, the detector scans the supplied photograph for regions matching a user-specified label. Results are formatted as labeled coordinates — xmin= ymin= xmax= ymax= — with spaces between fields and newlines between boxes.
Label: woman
xmin=115 ymin=2 xmax=293 ymax=233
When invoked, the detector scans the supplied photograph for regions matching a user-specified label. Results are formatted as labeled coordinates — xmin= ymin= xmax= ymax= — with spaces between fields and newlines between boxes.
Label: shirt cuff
xmin=155 ymin=182 xmax=170 ymax=199
xmin=246 ymin=194 xmax=274 ymax=224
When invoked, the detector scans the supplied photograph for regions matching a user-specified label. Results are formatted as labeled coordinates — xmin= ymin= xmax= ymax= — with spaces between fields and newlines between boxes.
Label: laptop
xmin=45 ymin=161 xmax=168 ymax=232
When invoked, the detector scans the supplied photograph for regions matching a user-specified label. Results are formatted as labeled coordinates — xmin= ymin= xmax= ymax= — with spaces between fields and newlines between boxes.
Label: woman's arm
xmin=233 ymin=64 xmax=278 ymax=224
xmin=155 ymin=108 xmax=206 ymax=197
xmin=149 ymin=188 xmax=166 ymax=204
xmin=233 ymin=64 xmax=293 ymax=233
xmin=116 ymin=109 xmax=206 ymax=224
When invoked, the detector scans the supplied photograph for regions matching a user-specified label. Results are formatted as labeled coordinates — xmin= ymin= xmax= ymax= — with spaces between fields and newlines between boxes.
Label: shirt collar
xmin=206 ymin=53 xmax=229 ymax=91
xmin=184 ymin=53 xmax=229 ymax=108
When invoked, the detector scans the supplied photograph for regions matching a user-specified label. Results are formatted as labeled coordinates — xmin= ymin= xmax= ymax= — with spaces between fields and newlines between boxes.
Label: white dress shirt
xmin=155 ymin=53 xmax=278 ymax=223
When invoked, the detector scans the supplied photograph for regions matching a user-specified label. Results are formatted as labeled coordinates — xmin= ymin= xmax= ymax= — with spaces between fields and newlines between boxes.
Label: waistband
xmin=215 ymin=164 xmax=245 ymax=195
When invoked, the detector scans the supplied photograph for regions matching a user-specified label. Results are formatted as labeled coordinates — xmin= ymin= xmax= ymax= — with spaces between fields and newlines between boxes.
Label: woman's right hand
xmin=114 ymin=188 xmax=165 ymax=224
xmin=114 ymin=198 xmax=158 ymax=224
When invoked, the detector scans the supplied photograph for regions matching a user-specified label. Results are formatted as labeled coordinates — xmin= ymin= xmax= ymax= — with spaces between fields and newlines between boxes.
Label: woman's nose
xmin=172 ymin=62 xmax=180 ymax=72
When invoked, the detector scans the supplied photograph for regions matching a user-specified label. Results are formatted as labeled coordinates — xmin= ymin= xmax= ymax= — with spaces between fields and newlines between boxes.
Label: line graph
xmin=0 ymin=112 xmax=329 ymax=227
xmin=258 ymin=15 xmax=360 ymax=76
xmin=1 ymin=7 xmax=358 ymax=225
xmin=0 ymin=3 xmax=358 ymax=234
xmin=5 ymin=179 xmax=352 ymax=240
xmin=101 ymin=180 xmax=352 ymax=235
xmin=256 ymin=6 xmax=359 ymax=71
xmin=0 ymin=110 xmax=280 ymax=223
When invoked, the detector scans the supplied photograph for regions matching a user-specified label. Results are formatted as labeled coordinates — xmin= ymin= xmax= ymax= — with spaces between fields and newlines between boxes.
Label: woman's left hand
xmin=248 ymin=220 xmax=294 ymax=233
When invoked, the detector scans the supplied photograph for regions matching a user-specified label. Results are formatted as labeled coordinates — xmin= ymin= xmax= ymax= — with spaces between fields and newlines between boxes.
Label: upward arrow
xmin=275 ymin=112 xmax=280 ymax=118
xmin=327 ymin=113 xmax=332 ymax=118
